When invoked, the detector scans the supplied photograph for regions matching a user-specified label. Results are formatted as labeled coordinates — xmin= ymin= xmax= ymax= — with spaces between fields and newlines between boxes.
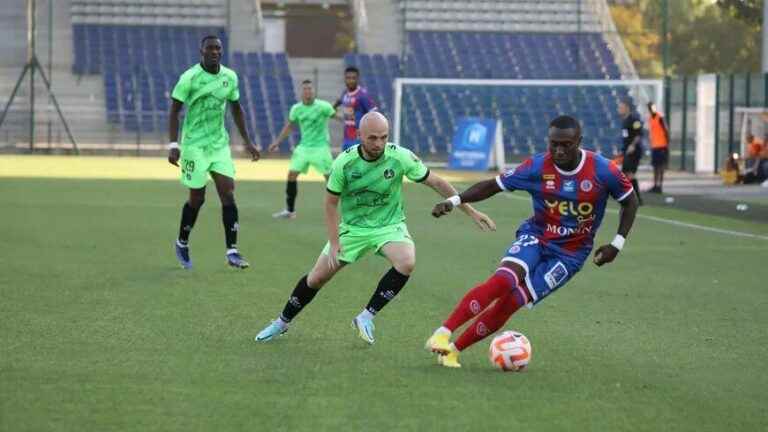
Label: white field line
xmin=500 ymin=193 xmax=768 ymax=241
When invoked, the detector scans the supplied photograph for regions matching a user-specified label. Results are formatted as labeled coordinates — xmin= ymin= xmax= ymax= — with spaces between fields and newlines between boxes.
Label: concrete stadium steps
xmin=358 ymin=0 xmax=401 ymax=55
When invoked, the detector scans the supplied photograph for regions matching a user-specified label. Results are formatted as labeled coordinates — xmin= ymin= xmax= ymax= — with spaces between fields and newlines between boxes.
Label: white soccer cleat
xmin=272 ymin=209 xmax=296 ymax=219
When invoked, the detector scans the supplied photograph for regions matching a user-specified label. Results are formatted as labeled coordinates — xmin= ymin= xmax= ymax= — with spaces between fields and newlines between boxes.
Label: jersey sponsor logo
xmin=545 ymin=180 xmax=556 ymax=190
xmin=544 ymin=200 xmax=594 ymax=217
xmin=544 ymin=262 xmax=569 ymax=289
xmin=563 ymin=180 xmax=576 ymax=193
xmin=546 ymin=223 xmax=593 ymax=236
xmin=383 ymin=168 xmax=394 ymax=179
xmin=543 ymin=174 xmax=556 ymax=180
xmin=580 ymin=180 xmax=593 ymax=192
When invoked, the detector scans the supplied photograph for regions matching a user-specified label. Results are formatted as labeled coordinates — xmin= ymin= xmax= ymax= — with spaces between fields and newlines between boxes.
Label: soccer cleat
xmin=272 ymin=209 xmax=297 ymax=220
xmin=255 ymin=319 xmax=289 ymax=342
xmin=437 ymin=344 xmax=462 ymax=368
xmin=226 ymin=250 xmax=250 ymax=269
xmin=352 ymin=316 xmax=375 ymax=345
xmin=425 ymin=330 xmax=452 ymax=355
xmin=175 ymin=240 xmax=192 ymax=269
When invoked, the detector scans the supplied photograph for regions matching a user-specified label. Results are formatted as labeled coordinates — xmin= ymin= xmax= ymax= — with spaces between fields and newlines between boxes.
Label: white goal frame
xmin=392 ymin=78 xmax=664 ymax=146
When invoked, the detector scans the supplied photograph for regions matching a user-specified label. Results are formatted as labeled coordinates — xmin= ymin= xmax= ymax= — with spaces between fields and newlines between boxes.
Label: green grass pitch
xmin=1 ymin=176 xmax=767 ymax=431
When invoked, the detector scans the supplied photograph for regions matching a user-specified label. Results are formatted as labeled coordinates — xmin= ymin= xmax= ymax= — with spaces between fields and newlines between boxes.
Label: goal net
xmin=393 ymin=78 xmax=664 ymax=166
xmin=736 ymin=107 xmax=768 ymax=156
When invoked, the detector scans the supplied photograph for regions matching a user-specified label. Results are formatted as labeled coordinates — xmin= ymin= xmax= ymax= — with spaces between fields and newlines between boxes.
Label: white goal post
xmin=392 ymin=78 xmax=664 ymax=159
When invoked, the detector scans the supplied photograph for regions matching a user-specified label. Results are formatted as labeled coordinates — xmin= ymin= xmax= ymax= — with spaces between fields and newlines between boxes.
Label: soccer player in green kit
xmin=168 ymin=35 xmax=260 ymax=270
xmin=255 ymin=112 xmax=496 ymax=345
xmin=269 ymin=80 xmax=337 ymax=219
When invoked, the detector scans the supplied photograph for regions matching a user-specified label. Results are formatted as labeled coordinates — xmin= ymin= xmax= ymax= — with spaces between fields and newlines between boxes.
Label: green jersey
xmin=289 ymin=99 xmax=336 ymax=148
xmin=326 ymin=144 xmax=430 ymax=229
xmin=171 ymin=63 xmax=239 ymax=151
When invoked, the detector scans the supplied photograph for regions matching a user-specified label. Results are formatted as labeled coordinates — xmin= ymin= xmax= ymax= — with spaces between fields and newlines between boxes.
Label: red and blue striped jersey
xmin=340 ymin=86 xmax=377 ymax=141
xmin=496 ymin=149 xmax=634 ymax=262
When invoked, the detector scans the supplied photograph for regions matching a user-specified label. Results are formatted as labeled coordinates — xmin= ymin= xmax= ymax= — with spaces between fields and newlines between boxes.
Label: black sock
xmin=280 ymin=275 xmax=319 ymax=322
xmin=286 ymin=180 xmax=297 ymax=213
xmin=631 ymin=178 xmax=642 ymax=201
xmin=222 ymin=204 xmax=238 ymax=249
xmin=178 ymin=202 xmax=202 ymax=244
xmin=365 ymin=267 xmax=410 ymax=315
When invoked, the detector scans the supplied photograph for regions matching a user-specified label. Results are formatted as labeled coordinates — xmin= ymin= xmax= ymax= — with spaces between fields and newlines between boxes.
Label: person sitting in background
xmin=721 ymin=154 xmax=742 ymax=185
xmin=744 ymin=134 xmax=763 ymax=172
xmin=743 ymin=134 xmax=767 ymax=184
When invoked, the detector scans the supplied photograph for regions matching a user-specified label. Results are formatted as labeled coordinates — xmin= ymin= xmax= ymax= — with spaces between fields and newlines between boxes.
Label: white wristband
xmin=447 ymin=195 xmax=461 ymax=207
xmin=611 ymin=234 xmax=626 ymax=251
xmin=168 ymin=142 xmax=179 ymax=150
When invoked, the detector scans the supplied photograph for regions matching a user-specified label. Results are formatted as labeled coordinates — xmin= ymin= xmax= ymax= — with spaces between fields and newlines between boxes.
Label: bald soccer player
xmin=255 ymin=112 xmax=496 ymax=345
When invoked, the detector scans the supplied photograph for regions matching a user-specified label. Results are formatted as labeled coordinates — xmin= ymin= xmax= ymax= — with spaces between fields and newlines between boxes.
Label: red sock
xmin=443 ymin=268 xmax=522 ymax=331
xmin=454 ymin=291 xmax=525 ymax=351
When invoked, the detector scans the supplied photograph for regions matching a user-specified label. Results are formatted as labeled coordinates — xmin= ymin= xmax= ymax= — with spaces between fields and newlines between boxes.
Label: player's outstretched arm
xmin=324 ymin=192 xmax=343 ymax=269
xmin=230 ymin=100 xmax=260 ymax=161
xmin=167 ymin=99 xmax=183 ymax=166
xmin=431 ymin=178 xmax=502 ymax=217
xmin=269 ymin=121 xmax=294 ymax=152
xmin=423 ymin=173 xmax=496 ymax=231
xmin=594 ymin=192 xmax=639 ymax=267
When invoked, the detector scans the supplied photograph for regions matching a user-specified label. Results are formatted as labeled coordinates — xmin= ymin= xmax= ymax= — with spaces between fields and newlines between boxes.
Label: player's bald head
xmin=359 ymin=111 xmax=388 ymax=135
xmin=358 ymin=112 xmax=389 ymax=159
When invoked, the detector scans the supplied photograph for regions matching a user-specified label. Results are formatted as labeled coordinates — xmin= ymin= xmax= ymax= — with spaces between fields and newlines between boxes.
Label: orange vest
xmin=649 ymin=114 xmax=668 ymax=149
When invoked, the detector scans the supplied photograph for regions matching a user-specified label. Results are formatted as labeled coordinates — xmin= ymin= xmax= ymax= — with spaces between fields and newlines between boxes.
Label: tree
xmin=610 ymin=0 xmax=763 ymax=76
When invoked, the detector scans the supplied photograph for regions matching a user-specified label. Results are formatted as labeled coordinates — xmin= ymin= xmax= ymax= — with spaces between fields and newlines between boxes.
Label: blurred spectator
xmin=743 ymin=133 xmax=767 ymax=184
xmin=647 ymin=102 xmax=669 ymax=193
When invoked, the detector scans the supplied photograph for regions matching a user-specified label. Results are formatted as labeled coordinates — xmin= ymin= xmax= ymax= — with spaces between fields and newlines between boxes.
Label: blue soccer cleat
xmin=352 ymin=316 xmax=375 ymax=345
xmin=226 ymin=250 xmax=250 ymax=269
xmin=255 ymin=319 xmax=289 ymax=342
xmin=175 ymin=240 xmax=192 ymax=269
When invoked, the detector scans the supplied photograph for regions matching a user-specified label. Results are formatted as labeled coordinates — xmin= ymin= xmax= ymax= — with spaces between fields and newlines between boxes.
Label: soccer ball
xmin=489 ymin=330 xmax=531 ymax=372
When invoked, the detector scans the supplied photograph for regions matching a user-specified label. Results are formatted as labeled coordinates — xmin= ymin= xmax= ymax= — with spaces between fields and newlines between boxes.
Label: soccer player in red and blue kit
xmin=425 ymin=115 xmax=640 ymax=368
xmin=334 ymin=66 xmax=377 ymax=150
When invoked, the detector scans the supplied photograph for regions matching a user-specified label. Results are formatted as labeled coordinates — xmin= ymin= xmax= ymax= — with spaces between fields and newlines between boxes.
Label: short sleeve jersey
xmin=340 ymin=86 xmax=377 ymax=141
xmin=326 ymin=144 xmax=430 ymax=229
xmin=496 ymin=149 xmax=634 ymax=263
xmin=171 ymin=63 xmax=239 ymax=151
xmin=288 ymin=99 xmax=336 ymax=148
xmin=621 ymin=113 xmax=643 ymax=153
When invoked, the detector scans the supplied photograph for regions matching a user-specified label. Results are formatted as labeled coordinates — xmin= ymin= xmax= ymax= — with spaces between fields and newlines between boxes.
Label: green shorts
xmin=180 ymin=146 xmax=235 ymax=189
xmin=289 ymin=145 xmax=333 ymax=175
xmin=321 ymin=223 xmax=414 ymax=264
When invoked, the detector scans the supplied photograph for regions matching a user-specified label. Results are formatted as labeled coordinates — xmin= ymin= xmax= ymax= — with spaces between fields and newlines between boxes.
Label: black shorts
xmin=622 ymin=153 xmax=641 ymax=174
xmin=651 ymin=148 xmax=669 ymax=167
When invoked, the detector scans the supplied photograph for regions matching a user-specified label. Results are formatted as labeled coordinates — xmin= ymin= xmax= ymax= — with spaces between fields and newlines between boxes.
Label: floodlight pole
xmin=0 ymin=0 xmax=78 ymax=154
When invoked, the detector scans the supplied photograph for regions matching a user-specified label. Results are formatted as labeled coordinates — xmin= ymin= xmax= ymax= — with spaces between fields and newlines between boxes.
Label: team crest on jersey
xmin=563 ymin=180 xmax=576 ymax=193
xmin=383 ymin=168 xmax=394 ymax=179
xmin=545 ymin=180 xmax=556 ymax=190
xmin=580 ymin=179 xmax=593 ymax=192
xmin=508 ymin=245 xmax=521 ymax=254
xmin=222 ymin=80 xmax=228 ymax=87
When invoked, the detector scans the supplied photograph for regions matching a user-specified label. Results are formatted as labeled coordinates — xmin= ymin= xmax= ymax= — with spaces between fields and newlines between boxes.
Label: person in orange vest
xmin=647 ymin=102 xmax=670 ymax=193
